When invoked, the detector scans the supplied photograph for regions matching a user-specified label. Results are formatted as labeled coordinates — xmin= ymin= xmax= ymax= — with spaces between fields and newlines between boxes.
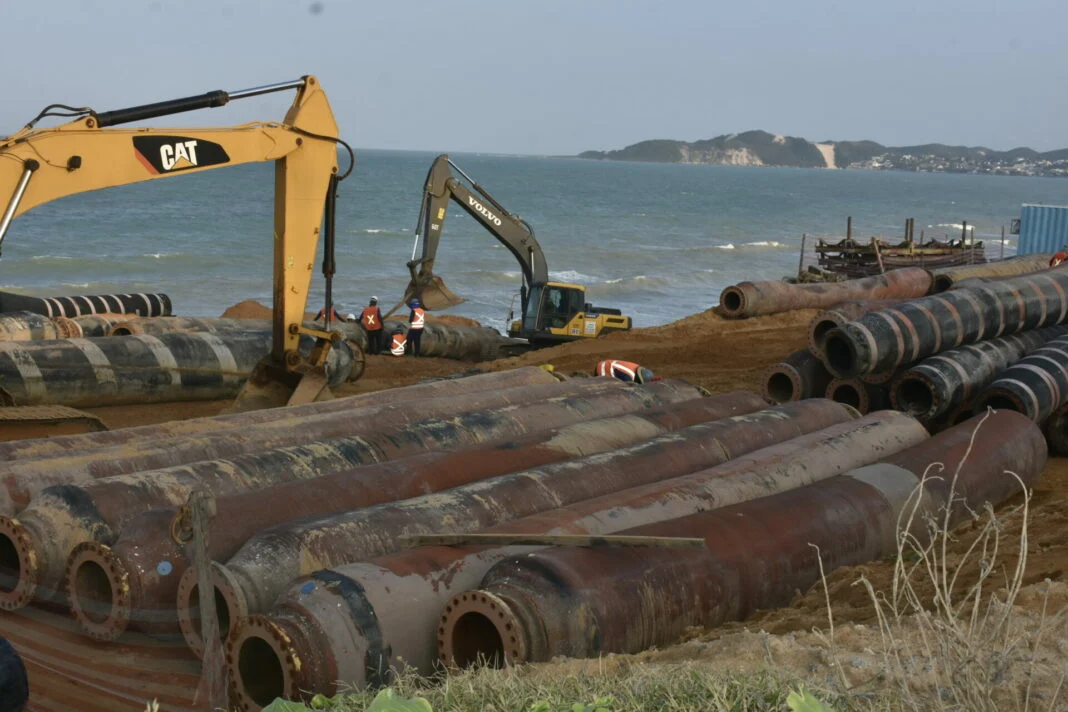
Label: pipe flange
xmin=65 ymin=541 xmax=131 ymax=641
xmin=177 ymin=562 xmax=246 ymax=658
xmin=0 ymin=517 xmax=39 ymax=611
xmin=438 ymin=589 xmax=527 ymax=667
xmin=51 ymin=316 xmax=82 ymax=339
xmin=227 ymin=615 xmax=303 ymax=712
xmin=175 ymin=567 xmax=205 ymax=657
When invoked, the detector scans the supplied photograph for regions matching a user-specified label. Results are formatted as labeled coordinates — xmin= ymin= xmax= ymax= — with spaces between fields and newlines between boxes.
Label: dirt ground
xmin=77 ymin=301 xmax=1068 ymax=683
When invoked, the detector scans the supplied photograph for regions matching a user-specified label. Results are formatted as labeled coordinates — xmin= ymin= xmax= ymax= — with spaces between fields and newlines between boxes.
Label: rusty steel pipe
xmin=973 ymin=334 xmax=1068 ymax=423
xmin=1044 ymin=401 xmax=1068 ymax=456
xmin=65 ymin=313 xmax=139 ymax=337
xmin=0 ymin=374 xmax=598 ymax=514
xmin=0 ymin=311 xmax=65 ymax=341
xmin=65 ymin=389 xmax=749 ymax=640
xmin=440 ymin=410 xmax=1045 ymax=666
xmin=890 ymin=327 xmax=1068 ymax=422
xmin=0 ymin=331 xmax=353 ymax=408
xmin=718 ymin=267 xmax=931 ymax=320
xmin=807 ymin=300 xmax=910 ymax=356
xmin=0 ymin=366 xmax=558 ymax=462
xmin=929 ymin=254 xmax=1057 ymax=293
xmin=225 ymin=410 xmax=927 ymax=702
xmin=823 ymin=269 xmax=1068 ymax=378
xmin=0 ymin=378 xmax=698 ymax=612
xmin=825 ymin=377 xmax=887 ymax=414
xmin=760 ymin=350 xmax=833 ymax=403
xmin=203 ymin=399 xmax=859 ymax=657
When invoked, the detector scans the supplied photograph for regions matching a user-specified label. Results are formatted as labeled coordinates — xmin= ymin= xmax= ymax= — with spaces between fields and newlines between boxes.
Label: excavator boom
xmin=0 ymin=76 xmax=351 ymax=411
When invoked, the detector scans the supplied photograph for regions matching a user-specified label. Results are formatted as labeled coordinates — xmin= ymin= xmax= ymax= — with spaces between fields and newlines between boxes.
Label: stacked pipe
xmin=0 ymin=290 xmax=172 ymax=318
xmin=0 ymin=367 xmax=558 ymax=462
xmin=0 ymin=378 xmax=698 ymax=611
xmin=62 ymin=391 xmax=763 ymax=640
xmin=718 ymin=267 xmax=932 ymax=319
xmin=225 ymin=409 xmax=928 ymax=705
xmin=760 ymin=350 xmax=833 ymax=403
xmin=0 ymin=331 xmax=353 ymax=408
xmin=807 ymin=300 xmax=908 ymax=355
xmin=891 ymin=326 xmax=1068 ymax=423
xmin=972 ymin=334 xmax=1068 ymax=426
xmin=436 ymin=410 xmax=1044 ymax=667
xmin=106 ymin=315 xmax=520 ymax=362
xmin=0 ymin=311 xmax=67 ymax=341
xmin=927 ymin=254 xmax=1057 ymax=293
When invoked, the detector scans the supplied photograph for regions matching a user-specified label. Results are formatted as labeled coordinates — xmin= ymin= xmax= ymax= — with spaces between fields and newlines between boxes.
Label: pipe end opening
xmin=824 ymin=333 xmax=858 ymax=376
xmin=765 ymin=371 xmax=798 ymax=403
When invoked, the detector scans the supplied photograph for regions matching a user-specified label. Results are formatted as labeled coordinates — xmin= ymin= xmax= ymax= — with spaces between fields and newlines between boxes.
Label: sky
xmin=4 ymin=0 xmax=1066 ymax=155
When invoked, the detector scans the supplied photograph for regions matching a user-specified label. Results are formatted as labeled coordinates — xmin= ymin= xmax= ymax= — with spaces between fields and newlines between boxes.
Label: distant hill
xmin=578 ymin=132 xmax=1068 ymax=177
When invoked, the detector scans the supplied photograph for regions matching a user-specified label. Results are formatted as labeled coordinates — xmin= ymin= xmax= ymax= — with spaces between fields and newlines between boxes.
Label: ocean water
xmin=3 ymin=149 xmax=1065 ymax=331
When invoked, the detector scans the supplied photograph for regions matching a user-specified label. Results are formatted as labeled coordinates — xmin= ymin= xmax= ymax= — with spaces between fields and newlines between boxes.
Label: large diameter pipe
xmin=808 ymin=300 xmax=910 ymax=356
xmin=225 ymin=410 xmax=927 ymax=703
xmin=0 ymin=312 xmax=65 ymax=341
xmin=823 ymin=269 xmax=1068 ymax=377
xmin=441 ymin=410 xmax=1044 ymax=665
xmin=0 ymin=290 xmax=172 ymax=318
xmin=891 ymin=327 xmax=1068 ymax=422
xmin=0 ymin=378 xmax=695 ymax=611
xmin=64 ymin=384 xmax=728 ymax=640
xmin=929 ymin=254 xmax=1057 ymax=293
xmin=718 ymin=267 xmax=931 ymax=319
xmin=760 ymin=349 xmax=833 ymax=403
xmin=0 ymin=374 xmax=587 ymax=513
xmin=0 ymin=331 xmax=352 ymax=408
xmin=973 ymin=334 xmax=1068 ymax=422
xmin=1044 ymin=401 xmax=1068 ymax=456
xmin=0 ymin=366 xmax=558 ymax=462
xmin=825 ymin=377 xmax=887 ymax=414
xmin=64 ymin=313 xmax=138 ymax=338
xmin=205 ymin=400 xmax=859 ymax=656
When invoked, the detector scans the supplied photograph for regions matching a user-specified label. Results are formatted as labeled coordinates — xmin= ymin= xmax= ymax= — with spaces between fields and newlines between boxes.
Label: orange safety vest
xmin=410 ymin=307 xmax=426 ymax=330
xmin=1051 ymin=252 xmax=1068 ymax=267
xmin=597 ymin=360 xmax=641 ymax=382
xmin=361 ymin=306 xmax=383 ymax=331
xmin=315 ymin=307 xmax=342 ymax=322
xmin=390 ymin=334 xmax=407 ymax=356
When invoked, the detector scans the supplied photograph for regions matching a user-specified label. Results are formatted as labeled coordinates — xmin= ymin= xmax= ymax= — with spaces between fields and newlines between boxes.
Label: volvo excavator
xmin=0 ymin=75 xmax=352 ymax=414
xmin=398 ymin=154 xmax=631 ymax=348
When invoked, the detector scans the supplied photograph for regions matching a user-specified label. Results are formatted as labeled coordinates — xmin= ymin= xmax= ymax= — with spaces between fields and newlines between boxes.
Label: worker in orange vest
xmin=1051 ymin=247 xmax=1068 ymax=267
xmin=389 ymin=326 xmax=407 ymax=357
xmin=595 ymin=360 xmax=659 ymax=384
xmin=314 ymin=305 xmax=343 ymax=323
xmin=360 ymin=296 xmax=384 ymax=354
xmin=408 ymin=299 xmax=426 ymax=357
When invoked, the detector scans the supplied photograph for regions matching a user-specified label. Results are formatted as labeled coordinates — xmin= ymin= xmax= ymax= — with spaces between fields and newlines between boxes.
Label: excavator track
xmin=0 ymin=406 xmax=108 ymax=441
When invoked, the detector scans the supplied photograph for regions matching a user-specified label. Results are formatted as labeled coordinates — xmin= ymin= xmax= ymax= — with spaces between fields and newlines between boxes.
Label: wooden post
xmin=189 ymin=490 xmax=227 ymax=711
xmin=1001 ymin=225 xmax=1006 ymax=260
xmin=797 ymin=234 xmax=807 ymax=280
xmin=961 ymin=220 xmax=968 ymax=243
xmin=920 ymin=229 xmax=925 ymax=243
xmin=871 ymin=237 xmax=886 ymax=274
xmin=846 ymin=216 xmax=852 ymax=241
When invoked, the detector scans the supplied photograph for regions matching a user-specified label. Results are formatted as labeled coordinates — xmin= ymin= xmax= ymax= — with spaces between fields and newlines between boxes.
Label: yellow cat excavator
xmin=398 ymin=154 xmax=631 ymax=348
xmin=0 ymin=76 xmax=352 ymax=412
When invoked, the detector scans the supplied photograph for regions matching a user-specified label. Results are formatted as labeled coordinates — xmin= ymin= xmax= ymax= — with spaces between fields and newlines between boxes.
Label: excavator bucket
xmin=405 ymin=275 xmax=465 ymax=311
xmin=224 ymin=337 xmax=336 ymax=413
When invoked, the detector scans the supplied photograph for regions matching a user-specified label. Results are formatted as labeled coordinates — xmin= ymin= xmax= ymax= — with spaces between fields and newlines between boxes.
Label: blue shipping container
xmin=1018 ymin=204 xmax=1068 ymax=255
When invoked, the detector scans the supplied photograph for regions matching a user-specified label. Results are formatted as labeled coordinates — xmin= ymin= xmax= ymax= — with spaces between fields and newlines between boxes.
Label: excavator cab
xmin=510 ymin=282 xmax=631 ymax=345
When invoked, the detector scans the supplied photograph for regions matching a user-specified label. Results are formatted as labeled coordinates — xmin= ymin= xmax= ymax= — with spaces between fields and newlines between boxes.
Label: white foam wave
xmin=552 ymin=270 xmax=597 ymax=283
xmin=30 ymin=255 xmax=74 ymax=261
xmin=714 ymin=243 xmax=736 ymax=250
xmin=62 ymin=282 xmax=90 ymax=288
xmin=743 ymin=241 xmax=788 ymax=248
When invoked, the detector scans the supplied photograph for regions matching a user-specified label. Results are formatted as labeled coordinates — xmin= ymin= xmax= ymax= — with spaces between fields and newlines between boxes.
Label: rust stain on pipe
xmin=0 ymin=366 xmax=558 ymax=462
xmin=719 ymin=268 xmax=931 ymax=320
xmin=760 ymin=350 xmax=833 ymax=403
xmin=930 ymin=254 xmax=1058 ymax=293
xmin=225 ymin=410 xmax=926 ymax=704
xmin=0 ymin=378 xmax=698 ymax=612
xmin=66 ymin=389 xmax=753 ymax=641
xmin=0 ymin=375 xmax=613 ymax=515
xmin=439 ymin=410 xmax=1044 ymax=666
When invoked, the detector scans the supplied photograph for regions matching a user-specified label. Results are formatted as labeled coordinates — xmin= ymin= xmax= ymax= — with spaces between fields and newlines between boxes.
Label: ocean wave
xmin=742 ymin=241 xmax=789 ymax=248
xmin=551 ymin=270 xmax=597 ymax=283
xmin=714 ymin=243 xmax=735 ymax=250
xmin=30 ymin=255 xmax=75 ymax=262
xmin=348 ymin=228 xmax=409 ymax=236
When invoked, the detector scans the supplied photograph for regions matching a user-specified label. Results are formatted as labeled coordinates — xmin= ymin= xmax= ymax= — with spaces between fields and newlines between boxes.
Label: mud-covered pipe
xmin=928 ymin=254 xmax=1057 ymax=293
xmin=0 ymin=311 xmax=64 ymax=341
xmin=823 ymin=269 xmax=1068 ymax=377
xmin=760 ymin=349 xmax=833 ymax=403
xmin=62 ymin=383 xmax=723 ymax=639
xmin=807 ymin=300 xmax=909 ymax=356
xmin=441 ymin=410 xmax=1045 ymax=665
xmin=0 ymin=367 xmax=558 ymax=462
xmin=0 ymin=330 xmax=352 ymax=408
xmin=225 ymin=410 xmax=927 ymax=703
xmin=0 ymin=290 xmax=172 ymax=318
xmin=0 ymin=379 xmax=695 ymax=611
xmin=207 ymin=400 xmax=858 ymax=658
xmin=890 ymin=327 xmax=1068 ymax=422
xmin=63 ymin=314 xmax=139 ymax=338
xmin=718 ymin=267 xmax=931 ymax=320
xmin=973 ymin=333 xmax=1068 ymax=422
xmin=825 ymin=377 xmax=886 ymax=414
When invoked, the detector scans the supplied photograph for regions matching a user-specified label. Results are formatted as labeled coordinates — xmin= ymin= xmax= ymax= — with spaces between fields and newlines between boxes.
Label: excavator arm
xmin=401 ymin=154 xmax=549 ymax=314
xmin=0 ymin=76 xmax=349 ymax=410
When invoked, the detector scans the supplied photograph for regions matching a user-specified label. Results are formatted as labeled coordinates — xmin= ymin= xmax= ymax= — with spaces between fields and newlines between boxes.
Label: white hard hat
xmin=345 ymin=313 xmax=357 ymax=322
